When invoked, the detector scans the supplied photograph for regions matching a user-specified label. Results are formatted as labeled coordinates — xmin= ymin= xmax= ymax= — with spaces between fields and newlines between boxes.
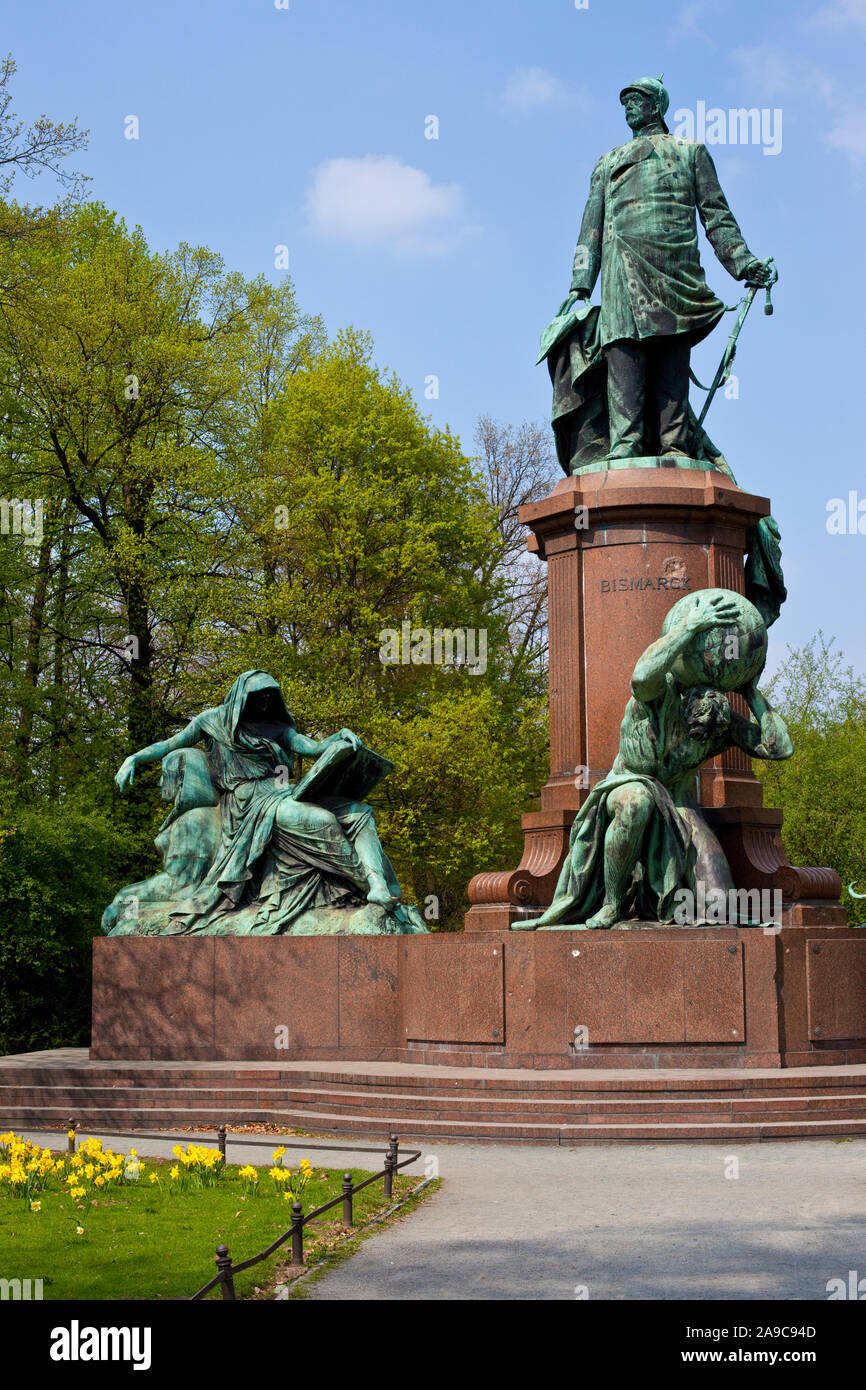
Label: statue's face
xmin=683 ymin=687 xmax=731 ymax=742
xmin=623 ymin=90 xmax=657 ymax=132
xmin=244 ymin=688 xmax=281 ymax=722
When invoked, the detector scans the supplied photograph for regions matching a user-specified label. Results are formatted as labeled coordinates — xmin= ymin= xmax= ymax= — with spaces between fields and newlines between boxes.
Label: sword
xmin=695 ymin=258 xmax=775 ymax=429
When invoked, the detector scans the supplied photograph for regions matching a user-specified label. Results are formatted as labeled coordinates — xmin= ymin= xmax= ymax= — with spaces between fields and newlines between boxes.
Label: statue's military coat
xmin=570 ymin=133 xmax=756 ymax=348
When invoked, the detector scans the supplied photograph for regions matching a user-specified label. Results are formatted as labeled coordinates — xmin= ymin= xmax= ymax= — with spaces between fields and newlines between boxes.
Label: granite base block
xmin=90 ymin=923 xmax=866 ymax=1067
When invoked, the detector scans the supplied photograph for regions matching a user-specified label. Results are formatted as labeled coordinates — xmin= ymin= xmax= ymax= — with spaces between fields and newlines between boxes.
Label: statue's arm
xmin=693 ymin=144 xmax=765 ymax=282
xmin=630 ymin=621 xmax=702 ymax=702
xmin=285 ymin=728 xmax=326 ymax=758
xmin=114 ymin=716 xmax=203 ymax=792
xmin=284 ymin=726 xmax=362 ymax=759
xmin=570 ymin=156 xmax=605 ymax=296
xmin=631 ymin=592 xmax=742 ymax=702
xmin=728 ymin=683 xmax=794 ymax=762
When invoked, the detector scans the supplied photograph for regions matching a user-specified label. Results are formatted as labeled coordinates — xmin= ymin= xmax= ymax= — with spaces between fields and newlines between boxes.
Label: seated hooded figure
xmin=102 ymin=748 xmax=221 ymax=934
xmin=111 ymin=670 xmax=425 ymax=936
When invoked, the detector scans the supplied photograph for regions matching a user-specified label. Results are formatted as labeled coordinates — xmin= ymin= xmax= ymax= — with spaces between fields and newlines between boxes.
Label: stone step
xmin=4 ymin=1066 xmax=866 ymax=1102
xmin=6 ymin=1079 xmax=866 ymax=1121
xmin=3 ymin=1103 xmax=866 ymax=1145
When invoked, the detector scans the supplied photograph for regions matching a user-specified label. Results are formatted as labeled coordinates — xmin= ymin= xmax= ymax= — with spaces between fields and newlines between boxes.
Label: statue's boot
xmin=584 ymin=902 xmax=621 ymax=929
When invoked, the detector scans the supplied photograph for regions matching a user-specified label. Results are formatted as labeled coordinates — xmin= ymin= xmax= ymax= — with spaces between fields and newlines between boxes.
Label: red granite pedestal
xmin=89 ymin=925 xmax=866 ymax=1069
xmin=465 ymin=467 xmax=844 ymax=931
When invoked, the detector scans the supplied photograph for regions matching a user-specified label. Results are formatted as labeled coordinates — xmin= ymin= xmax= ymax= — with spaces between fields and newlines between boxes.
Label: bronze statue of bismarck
xmin=540 ymin=77 xmax=778 ymax=473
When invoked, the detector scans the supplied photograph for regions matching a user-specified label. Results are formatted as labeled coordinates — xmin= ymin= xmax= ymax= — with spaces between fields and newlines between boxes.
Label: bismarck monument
xmin=89 ymin=77 xmax=866 ymax=1104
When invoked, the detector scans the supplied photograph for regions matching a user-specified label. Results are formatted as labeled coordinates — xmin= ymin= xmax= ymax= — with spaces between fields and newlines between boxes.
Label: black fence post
xmin=67 ymin=1120 xmax=76 ymax=1154
xmin=217 ymin=1124 xmax=227 ymax=1161
xmin=384 ymin=1134 xmax=399 ymax=1200
xmin=342 ymin=1172 xmax=354 ymax=1227
xmin=290 ymin=1201 xmax=305 ymax=1266
xmin=215 ymin=1244 xmax=236 ymax=1301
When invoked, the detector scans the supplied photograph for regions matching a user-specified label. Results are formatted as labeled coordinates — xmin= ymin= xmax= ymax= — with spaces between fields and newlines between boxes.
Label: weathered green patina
xmin=105 ymin=670 xmax=427 ymax=936
xmin=513 ymin=590 xmax=794 ymax=930
xmin=540 ymin=77 xmax=777 ymax=473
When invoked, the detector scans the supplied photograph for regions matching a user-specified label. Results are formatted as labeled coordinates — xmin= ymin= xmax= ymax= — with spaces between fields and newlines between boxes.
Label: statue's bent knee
xmin=276 ymin=799 xmax=336 ymax=834
xmin=607 ymin=784 xmax=653 ymax=823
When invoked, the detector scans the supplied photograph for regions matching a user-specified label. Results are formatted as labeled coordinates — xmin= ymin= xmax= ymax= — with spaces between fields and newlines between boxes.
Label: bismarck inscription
xmin=600 ymin=575 xmax=691 ymax=593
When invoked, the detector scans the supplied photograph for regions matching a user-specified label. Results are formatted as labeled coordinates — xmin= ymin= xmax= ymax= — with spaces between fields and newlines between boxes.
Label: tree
xmin=0 ymin=54 xmax=88 ymax=196
xmin=473 ymin=414 xmax=557 ymax=706
xmin=0 ymin=203 xmax=264 ymax=807
xmin=755 ymin=633 xmax=866 ymax=922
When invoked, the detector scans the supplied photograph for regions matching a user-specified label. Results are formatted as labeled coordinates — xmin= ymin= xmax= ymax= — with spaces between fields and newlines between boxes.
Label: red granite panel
xmin=741 ymin=929 xmax=781 ymax=1057
xmin=528 ymin=932 xmax=571 ymax=1054
xmin=566 ymin=938 xmax=627 ymax=1045
xmin=624 ymin=940 xmax=685 ymax=1042
xmin=502 ymin=933 xmax=537 ymax=1054
xmin=777 ymin=929 xmax=810 ymax=1056
xmin=806 ymin=939 xmax=866 ymax=1040
xmin=337 ymin=938 xmax=400 ymax=1053
xmin=399 ymin=936 xmax=504 ymax=1044
xmin=91 ymin=937 xmax=215 ymax=1059
xmin=683 ymin=942 xmax=745 ymax=1043
xmin=213 ymin=938 xmax=339 ymax=1055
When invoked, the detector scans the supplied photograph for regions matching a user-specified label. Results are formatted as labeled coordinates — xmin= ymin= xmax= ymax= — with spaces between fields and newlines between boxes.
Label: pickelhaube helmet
xmin=619 ymin=75 xmax=670 ymax=133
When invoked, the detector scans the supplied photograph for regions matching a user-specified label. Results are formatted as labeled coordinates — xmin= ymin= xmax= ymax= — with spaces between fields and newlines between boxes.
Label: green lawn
xmin=0 ymin=1149 xmax=420 ymax=1300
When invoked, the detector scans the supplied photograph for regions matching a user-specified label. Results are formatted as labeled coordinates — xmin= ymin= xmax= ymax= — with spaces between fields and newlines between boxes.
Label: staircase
xmin=3 ymin=1051 xmax=866 ymax=1143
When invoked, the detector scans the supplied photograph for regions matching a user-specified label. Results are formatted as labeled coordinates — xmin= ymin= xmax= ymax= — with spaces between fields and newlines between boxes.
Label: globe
xmin=661 ymin=588 xmax=767 ymax=691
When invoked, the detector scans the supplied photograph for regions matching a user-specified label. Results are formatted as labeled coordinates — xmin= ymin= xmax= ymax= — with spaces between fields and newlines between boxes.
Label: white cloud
xmin=729 ymin=45 xmax=802 ymax=97
xmin=827 ymin=111 xmax=866 ymax=159
xmin=731 ymin=43 xmax=866 ymax=165
xmin=731 ymin=46 xmax=839 ymax=106
xmin=305 ymin=156 xmax=468 ymax=258
xmin=812 ymin=0 xmax=866 ymax=34
xmin=502 ymin=66 xmax=589 ymax=111
xmin=667 ymin=1 xmax=718 ymax=44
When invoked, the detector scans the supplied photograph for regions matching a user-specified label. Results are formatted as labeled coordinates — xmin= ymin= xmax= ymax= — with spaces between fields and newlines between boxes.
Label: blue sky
xmin=7 ymin=0 xmax=866 ymax=674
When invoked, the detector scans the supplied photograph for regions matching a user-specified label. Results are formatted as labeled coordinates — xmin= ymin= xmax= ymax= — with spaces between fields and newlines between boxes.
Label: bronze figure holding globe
xmin=515 ymin=590 xmax=793 ymax=930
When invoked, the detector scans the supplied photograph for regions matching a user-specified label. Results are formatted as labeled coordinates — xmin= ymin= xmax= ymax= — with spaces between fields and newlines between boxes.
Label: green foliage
xmin=755 ymin=634 xmax=866 ymax=923
xmin=0 ymin=804 xmax=145 ymax=1053
xmin=0 ymin=194 xmax=550 ymax=1019
xmin=364 ymin=689 xmax=548 ymax=929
